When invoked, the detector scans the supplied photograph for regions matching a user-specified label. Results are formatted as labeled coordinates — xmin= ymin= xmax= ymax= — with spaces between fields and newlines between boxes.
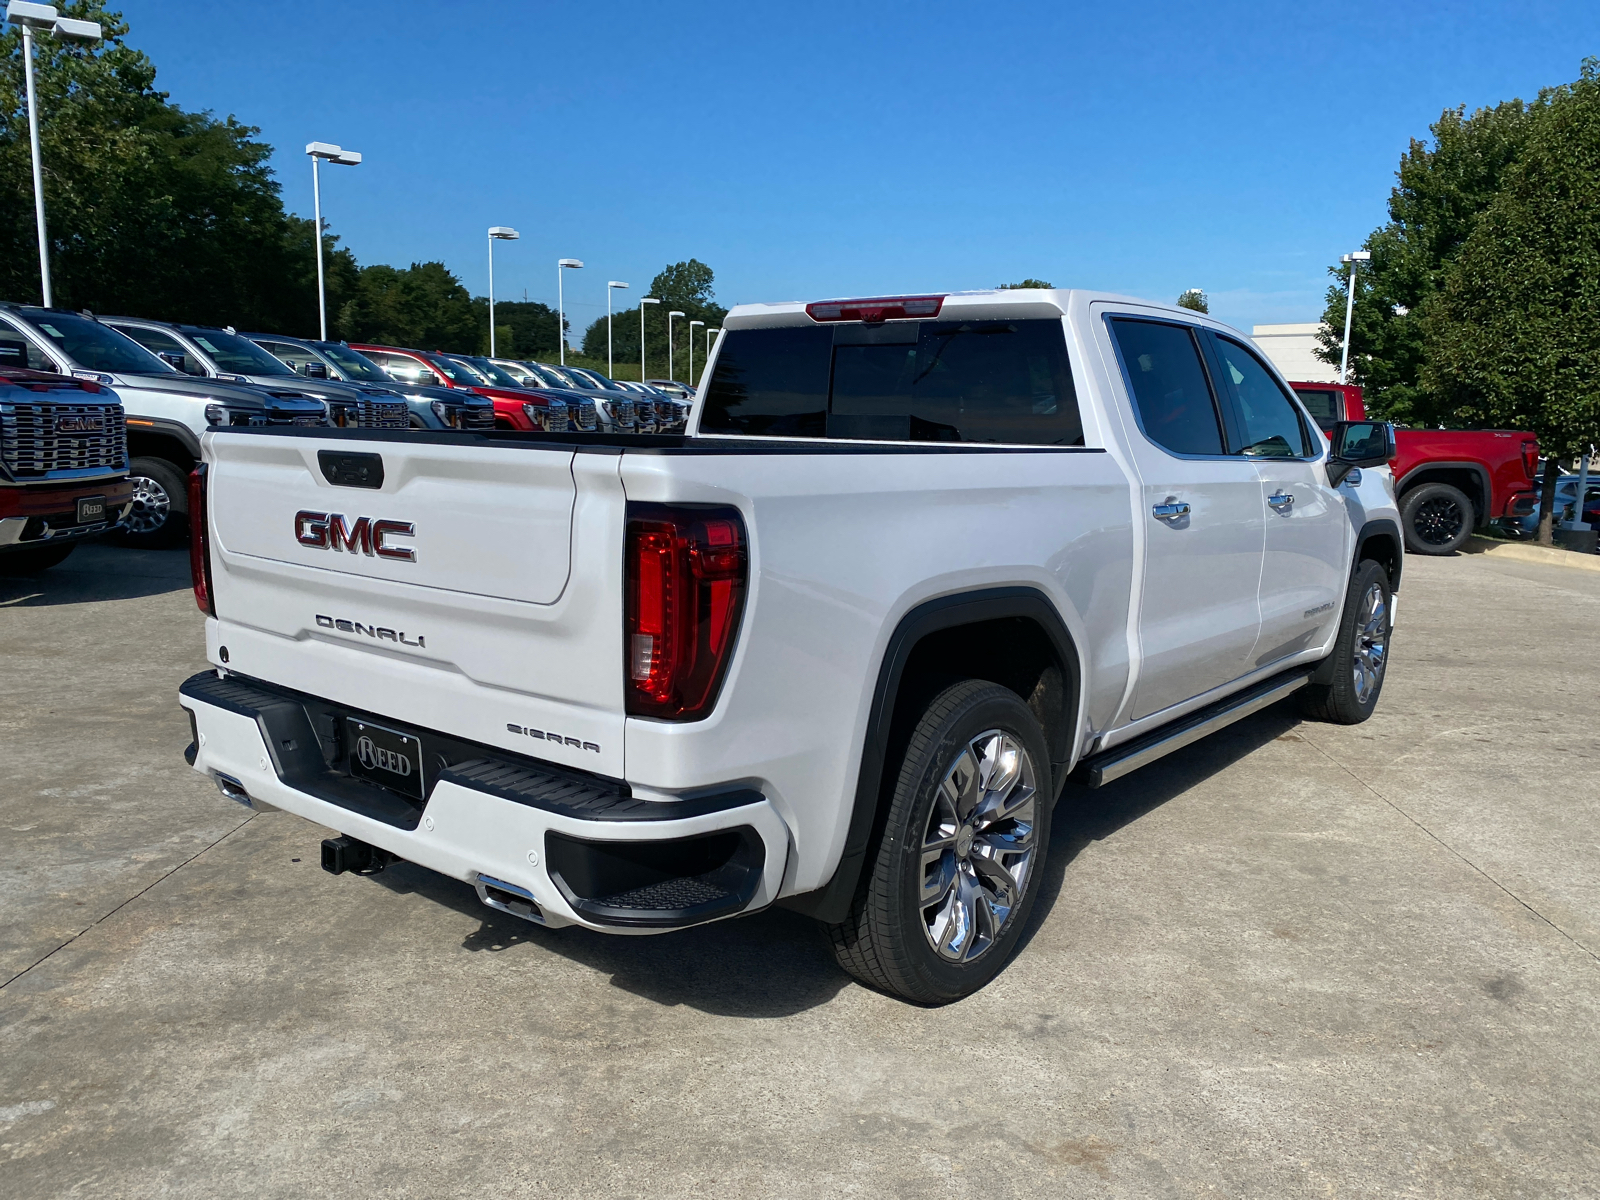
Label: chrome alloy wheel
xmin=920 ymin=730 xmax=1039 ymax=963
xmin=1352 ymin=581 xmax=1389 ymax=704
xmin=124 ymin=474 xmax=172 ymax=535
xmin=1414 ymin=495 xmax=1464 ymax=546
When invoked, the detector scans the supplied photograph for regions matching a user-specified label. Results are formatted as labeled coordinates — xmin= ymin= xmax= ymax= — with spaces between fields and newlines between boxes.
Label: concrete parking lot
xmin=2 ymin=543 xmax=1597 ymax=1198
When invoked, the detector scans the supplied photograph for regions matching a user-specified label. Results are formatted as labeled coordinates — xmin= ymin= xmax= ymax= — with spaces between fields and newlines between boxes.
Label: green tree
xmin=1313 ymin=91 xmax=1545 ymax=421
xmin=1421 ymin=60 xmax=1600 ymax=544
xmin=998 ymin=279 xmax=1054 ymax=290
xmin=334 ymin=262 xmax=481 ymax=351
xmin=583 ymin=260 xmax=728 ymax=381
xmin=1 ymin=1 xmax=325 ymax=331
xmin=1175 ymin=289 xmax=1208 ymax=313
xmin=482 ymin=300 xmax=561 ymax=360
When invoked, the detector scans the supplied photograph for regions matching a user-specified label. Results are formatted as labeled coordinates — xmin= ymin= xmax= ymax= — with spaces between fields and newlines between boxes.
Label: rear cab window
xmin=700 ymin=318 xmax=1084 ymax=446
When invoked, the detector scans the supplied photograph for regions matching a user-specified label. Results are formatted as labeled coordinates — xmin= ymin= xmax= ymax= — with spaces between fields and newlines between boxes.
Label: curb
xmin=1463 ymin=535 xmax=1600 ymax=574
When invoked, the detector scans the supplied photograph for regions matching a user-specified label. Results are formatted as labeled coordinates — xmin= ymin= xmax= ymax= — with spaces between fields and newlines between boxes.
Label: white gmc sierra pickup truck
xmin=179 ymin=288 xmax=1400 ymax=1003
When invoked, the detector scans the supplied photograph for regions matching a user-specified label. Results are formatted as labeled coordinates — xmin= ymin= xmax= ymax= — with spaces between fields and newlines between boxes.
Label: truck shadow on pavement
xmin=372 ymin=701 xmax=1305 ymax=1017
xmin=0 ymin=544 xmax=190 ymax=607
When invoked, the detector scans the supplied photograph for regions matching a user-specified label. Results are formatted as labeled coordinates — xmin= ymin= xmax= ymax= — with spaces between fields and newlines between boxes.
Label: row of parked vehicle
xmin=0 ymin=302 xmax=694 ymax=559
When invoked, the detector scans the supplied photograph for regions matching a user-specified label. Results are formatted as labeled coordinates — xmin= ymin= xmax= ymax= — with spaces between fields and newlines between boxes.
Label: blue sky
xmin=129 ymin=1 xmax=1596 ymax=338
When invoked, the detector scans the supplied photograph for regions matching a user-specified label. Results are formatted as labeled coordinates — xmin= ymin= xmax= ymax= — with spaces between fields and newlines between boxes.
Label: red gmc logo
xmin=295 ymin=511 xmax=416 ymax=561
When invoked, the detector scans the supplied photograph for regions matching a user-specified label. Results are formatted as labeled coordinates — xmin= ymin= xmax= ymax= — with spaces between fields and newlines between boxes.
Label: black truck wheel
xmin=825 ymin=680 xmax=1053 ymax=1004
xmin=117 ymin=457 xmax=189 ymax=549
xmin=1299 ymin=559 xmax=1392 ymax=725
xmin=1401 ymin=482 xmax=1473 ymax=554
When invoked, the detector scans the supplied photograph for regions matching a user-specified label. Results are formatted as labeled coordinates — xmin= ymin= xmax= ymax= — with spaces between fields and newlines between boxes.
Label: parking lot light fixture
xmin=9 ymin=2 xmax=103 ymax=306
xmin=557 ymin=259 xmax=584 ymax=364
xmin=1338 ymin=250 xmax=1371 ymax=385
xmin=306 ymin=141 xmax=362 ymax=341
xmin=706 ymin=326 xmax=720 ymax=362
xmin=487 ymin=227 xmax=519 ymax=357
xmin=639 ymin=297 xmax=659 ymax=381
xmin=688 ymin=320 xmax=704 ymax=387
xmin=607 ymin=281 xmax=629 ymax=378
xmin=666 ymin=311 xmax=685 ymax=382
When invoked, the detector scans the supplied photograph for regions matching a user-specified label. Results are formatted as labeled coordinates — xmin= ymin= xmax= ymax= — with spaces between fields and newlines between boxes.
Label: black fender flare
xmin=1397 ymin=461 xmax=1490 ymax=521
xmin=125 ymin=417 xmax=202 ymax=464
xmin=780 ymin=585 xmax=1081 ymax=923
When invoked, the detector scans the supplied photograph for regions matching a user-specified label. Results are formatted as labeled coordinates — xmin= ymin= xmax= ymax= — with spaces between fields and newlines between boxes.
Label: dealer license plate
xmin=76 ymin=495 xmax=106 ymax=524
xmin=346 ymin=717 xmax=425 ymax=801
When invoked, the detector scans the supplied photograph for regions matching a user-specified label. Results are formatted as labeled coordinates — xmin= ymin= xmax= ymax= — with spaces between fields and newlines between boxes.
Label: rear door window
xmin=701 ymin=319 xmax=1082 ymax=445
xmin=1209 ymin=336 xmax=1313 ymax=458
xmin=1108 ymin=318 xmax=1225 ymax=456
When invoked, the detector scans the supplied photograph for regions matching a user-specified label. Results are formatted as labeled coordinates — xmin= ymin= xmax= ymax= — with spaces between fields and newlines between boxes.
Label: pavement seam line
xmin=0 ymin=812 xmax=258 ymax=991
xmin=1300 ymin=731 xmax=1599 ymax=966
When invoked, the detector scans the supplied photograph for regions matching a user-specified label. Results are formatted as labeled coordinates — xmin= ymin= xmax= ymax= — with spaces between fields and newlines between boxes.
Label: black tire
xmin=0 ymin=543 xmax=75 ymax=575
xmin=1299 ymin=559 xmax=1392 ymax=725
xmin=115 ymin=457 xmax=189 ymax=549
xmin=825 ymin=680 xmax=1054 ymax=1005
xmin=1401 ymin=482 xmax=1473 ymax=554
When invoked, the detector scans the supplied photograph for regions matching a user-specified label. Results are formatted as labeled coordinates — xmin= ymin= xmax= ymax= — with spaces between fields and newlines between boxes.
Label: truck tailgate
xmin=203 ymin=433 xmax=628 ymax=777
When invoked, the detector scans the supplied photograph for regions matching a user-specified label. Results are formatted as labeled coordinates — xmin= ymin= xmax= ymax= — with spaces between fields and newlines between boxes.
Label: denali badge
xmin=316 ymin=614 xmax=425 ymax=648
xmin=57 ymin=414 xmax=105 ymax=433
xmin=295 ymin=511 xmax=416 ymax=561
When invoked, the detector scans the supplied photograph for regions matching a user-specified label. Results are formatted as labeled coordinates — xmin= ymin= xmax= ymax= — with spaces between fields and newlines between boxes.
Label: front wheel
xmin=1401 ymin=482 xmax=1473 ymax=554
xmin=1299 ymin=559 xmax=1392 ymax=725
xmin=825 ymin=680 xmax=1053 ymax=1004
xmin=116 ymin=457 xmax=188 ymax=549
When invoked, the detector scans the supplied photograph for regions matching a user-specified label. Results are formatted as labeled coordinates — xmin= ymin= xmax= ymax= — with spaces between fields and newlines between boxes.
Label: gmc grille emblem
xmin=57 ymin=415 xmax=104 ymax=433
xmin=295 ymin=511 xmax=416 ymax=561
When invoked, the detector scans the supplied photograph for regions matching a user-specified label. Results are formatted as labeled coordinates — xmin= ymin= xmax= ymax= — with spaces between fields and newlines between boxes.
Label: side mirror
xmin=157 ymin=350 xmax=186 ymax=370
xmin=301 ymin=361 xmax=329 ymax=379
xmin=1327 ymin=420 xmax=1396 ymax=486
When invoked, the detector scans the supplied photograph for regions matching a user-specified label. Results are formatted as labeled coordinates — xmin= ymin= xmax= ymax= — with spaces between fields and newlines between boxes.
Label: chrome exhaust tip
xmin=213 ymin=771 xmax=277 ymax=812
xmin=474 ymin=873 xmax=546 ymax=925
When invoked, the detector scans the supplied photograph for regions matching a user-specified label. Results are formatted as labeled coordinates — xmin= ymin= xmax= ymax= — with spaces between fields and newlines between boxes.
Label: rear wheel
xmin=116 ymin=457 xmax=188 ymax=548
xmin=825 ymin=680 xmax=1053 ymax=1004
xmin=1401 ymin=482 xmax=1473 ymax=554
xmin=0 ymin=543 xmax=74 ymax=575
xmin=1299 ymin=559 xmax=1392 ymax=725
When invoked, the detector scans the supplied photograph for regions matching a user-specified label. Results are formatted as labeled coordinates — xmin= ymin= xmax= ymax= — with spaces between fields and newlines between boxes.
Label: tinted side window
xmin=1109 ymin=319 xmax=1224 ymax=456
xmin=115 ymin=326 xmax=203 ymax=375
xmin=1213 ymin=337 xmax=1311 ymax=457
xmin=1293 ymin=387 xmax=1342 ymax=430
xmin=701 ymin=326 xmax=832 ymax=437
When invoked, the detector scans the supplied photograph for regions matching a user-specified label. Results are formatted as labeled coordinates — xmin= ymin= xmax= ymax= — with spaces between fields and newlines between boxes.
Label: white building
xmin=1251 ymin=323 xmax=1338 ymax=383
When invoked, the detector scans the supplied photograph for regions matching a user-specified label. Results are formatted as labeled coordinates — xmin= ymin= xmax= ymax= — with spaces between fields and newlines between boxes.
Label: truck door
xmin=1106 ymin=317 xmax=1265 ymax=720
xmin=1205 ymin=334 xmax=1346 ymax=667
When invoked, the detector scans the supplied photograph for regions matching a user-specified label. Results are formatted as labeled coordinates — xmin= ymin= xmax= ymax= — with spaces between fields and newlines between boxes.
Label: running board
xmin=1078 ymin=669 xmax=1313 ymax=788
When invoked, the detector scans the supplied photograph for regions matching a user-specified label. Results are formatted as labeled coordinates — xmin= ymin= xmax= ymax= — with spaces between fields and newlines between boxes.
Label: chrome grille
xmin=0 ymin=401 xmax=127 ymax=478
xmin=460 ymin=405 xmax=496 ymax=430
xmin=359 ymin=398 xmax=410 ymax=429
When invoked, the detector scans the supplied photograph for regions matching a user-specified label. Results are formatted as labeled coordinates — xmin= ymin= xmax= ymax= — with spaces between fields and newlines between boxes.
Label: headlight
xmin=431 ymin=400 xmax=458 ymax=428
xmin=204 ymin=403 xmax=265 ymax=427
xmin=523 ymin=399 xmax=569 ymax=432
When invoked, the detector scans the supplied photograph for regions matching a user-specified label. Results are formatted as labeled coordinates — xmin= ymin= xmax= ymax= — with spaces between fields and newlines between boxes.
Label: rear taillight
xmin=805 ymin=295 xmax=945 ymax=323
xmin=189 ymin=464 xmax=214 ymax=616
xmin=624 ymin=504 xmax=747 ymax=720
xmin=1522 ymin=439 xmax=1540 ymax=481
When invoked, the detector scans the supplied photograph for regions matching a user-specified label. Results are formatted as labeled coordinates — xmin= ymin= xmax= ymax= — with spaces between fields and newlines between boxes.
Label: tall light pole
xmin=706 ymin=326 xmax=719 ymax=363
xmin=1338 ymin=250 xmax=1371 ymax=385
xmin=639 ymin=297 xmax=659 ymax=381
xmin=306 ymin=142 xmax=362 ymax=341
xmin=487 ymin=226 xmax=519 ymax=357
xmin=688 ymin=320 xmax=704 ymax=387
xmin=557 ymin=258 xmax=583 ymax=364
xmin=667 ymin=310 xmax=685 ymax=381
xmin=607 ymin=281 xmax=629 ymax=378
xmin=8 ymin=2 xmax=103 ymax=306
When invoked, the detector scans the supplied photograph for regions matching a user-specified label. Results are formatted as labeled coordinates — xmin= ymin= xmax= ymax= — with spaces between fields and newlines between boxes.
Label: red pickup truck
xmin=1291 ymin=382 xmax=1539 ymax=555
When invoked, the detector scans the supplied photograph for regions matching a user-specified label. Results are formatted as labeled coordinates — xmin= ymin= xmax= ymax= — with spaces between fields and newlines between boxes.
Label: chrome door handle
xmin=1267 ymin=491 xmax=1294 ymax=510
xmin=1152 ymin=501 xmax=1191 ymax=521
